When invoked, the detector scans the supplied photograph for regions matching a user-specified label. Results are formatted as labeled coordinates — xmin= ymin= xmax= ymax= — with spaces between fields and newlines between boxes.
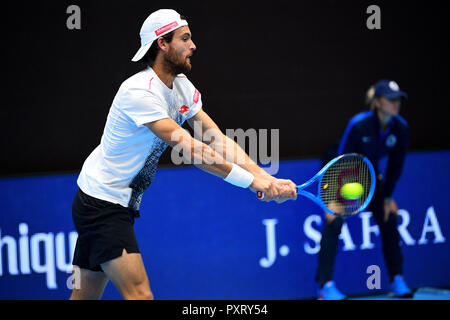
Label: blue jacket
xmin=332 ymin=110 xmax=410 ymax=198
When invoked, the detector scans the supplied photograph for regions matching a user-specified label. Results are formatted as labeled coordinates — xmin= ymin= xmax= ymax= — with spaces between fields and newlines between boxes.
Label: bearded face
xmin=163 ymin=43 xmax=193 ymax=75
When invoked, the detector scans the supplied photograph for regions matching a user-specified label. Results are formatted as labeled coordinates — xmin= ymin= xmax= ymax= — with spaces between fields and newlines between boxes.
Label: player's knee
xmin=137 ymin=288 xmax=154 ymax=300
xmin=123 ymin=284 xmax=154 ymax=300
xmin=124 ymin=290 xmax=154 ymax=300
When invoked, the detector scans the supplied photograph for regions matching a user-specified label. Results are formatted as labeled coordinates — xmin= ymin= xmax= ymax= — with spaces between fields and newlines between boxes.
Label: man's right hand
xmin=250 ymin=174 xmax=297 ymax=203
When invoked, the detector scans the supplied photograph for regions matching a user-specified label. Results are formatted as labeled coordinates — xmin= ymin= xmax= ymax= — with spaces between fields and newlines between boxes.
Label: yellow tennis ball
xmin=340 ymin=183 xmax=364 ymax=200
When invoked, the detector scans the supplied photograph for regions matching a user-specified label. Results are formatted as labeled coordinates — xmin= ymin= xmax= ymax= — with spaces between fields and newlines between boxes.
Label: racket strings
xmin=320 ymin=155 xmax=372 ymax=216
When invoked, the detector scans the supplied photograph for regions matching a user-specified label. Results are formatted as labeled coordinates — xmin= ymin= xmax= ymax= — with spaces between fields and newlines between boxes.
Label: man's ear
xmin=157 ymin=37 xmax=168 ymax=52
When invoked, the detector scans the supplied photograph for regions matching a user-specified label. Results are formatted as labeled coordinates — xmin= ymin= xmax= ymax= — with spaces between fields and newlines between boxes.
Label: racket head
xmin=317 ymin=153 xmax=376 ymax=216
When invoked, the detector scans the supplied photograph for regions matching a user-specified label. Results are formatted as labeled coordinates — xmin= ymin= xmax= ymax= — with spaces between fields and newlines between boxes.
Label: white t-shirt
xmin=77 ymin=67 xmax=202 ymax=210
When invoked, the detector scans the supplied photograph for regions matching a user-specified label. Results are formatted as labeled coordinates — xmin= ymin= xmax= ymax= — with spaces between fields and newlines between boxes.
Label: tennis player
xmin=315 ymin=79 xmax=413 ymax=299
xmin=69 ymin=9 xmax=297 ymax=300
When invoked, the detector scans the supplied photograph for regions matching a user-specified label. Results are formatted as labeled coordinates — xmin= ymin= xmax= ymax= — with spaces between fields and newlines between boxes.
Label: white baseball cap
xmin=131 ymin=9 xmax=188 ymax=62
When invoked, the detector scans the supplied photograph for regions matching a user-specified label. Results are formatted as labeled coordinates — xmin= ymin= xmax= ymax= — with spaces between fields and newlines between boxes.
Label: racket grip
xmin=257 ymin=189 xmax=299 ymax=200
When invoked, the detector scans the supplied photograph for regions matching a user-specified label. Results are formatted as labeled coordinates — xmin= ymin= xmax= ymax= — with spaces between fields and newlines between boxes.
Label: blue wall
xmin=1 ymin=151 xmax=449 ymax=299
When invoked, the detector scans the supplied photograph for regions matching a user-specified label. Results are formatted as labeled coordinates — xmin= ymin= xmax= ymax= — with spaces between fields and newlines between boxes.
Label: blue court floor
xmin=349 ymin=287 xmax=450 ymax=300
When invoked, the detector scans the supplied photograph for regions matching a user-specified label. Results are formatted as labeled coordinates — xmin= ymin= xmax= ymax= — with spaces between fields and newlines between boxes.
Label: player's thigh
xmin=101 ymin=249 xmax=153 ymax=300
xmin=69 ymin=266 xmax=109 ymax=300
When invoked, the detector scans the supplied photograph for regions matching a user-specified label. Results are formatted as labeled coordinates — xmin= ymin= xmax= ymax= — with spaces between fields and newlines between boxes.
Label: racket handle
xmin=257 ymin=189 xmax=299 ymax=200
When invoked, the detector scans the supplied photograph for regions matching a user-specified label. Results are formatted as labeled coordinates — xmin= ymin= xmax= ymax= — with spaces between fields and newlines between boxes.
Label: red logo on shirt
xmin=179 ymin=105 xmax=189 ymax=114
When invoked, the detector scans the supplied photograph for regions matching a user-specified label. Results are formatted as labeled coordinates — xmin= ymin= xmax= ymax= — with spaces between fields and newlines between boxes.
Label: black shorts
xmin=72 ymin=189 xmax=140 ymax=272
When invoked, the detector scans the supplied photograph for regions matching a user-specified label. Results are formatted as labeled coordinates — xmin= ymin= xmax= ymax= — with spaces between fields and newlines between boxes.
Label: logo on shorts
xmin=179 ymin=105 xmax=189 ymax=114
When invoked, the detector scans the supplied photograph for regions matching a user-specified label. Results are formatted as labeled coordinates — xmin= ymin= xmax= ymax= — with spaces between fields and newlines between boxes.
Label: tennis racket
xmin=256 ymin=153 xmax=376 ymax=216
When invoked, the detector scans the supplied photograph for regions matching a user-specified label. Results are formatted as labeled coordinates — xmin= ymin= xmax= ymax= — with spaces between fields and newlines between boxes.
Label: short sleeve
xmin=120 ymin=87 xmax=169 ymax=126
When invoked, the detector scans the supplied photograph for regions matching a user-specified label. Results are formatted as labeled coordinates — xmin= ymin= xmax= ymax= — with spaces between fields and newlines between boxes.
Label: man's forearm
xmin=175 ymin=132 xmax=233 ymax=178
xmin=209 ymin=133 xmax=270 ymax=177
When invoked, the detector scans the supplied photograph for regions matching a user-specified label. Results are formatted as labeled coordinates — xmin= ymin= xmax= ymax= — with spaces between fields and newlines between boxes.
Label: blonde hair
xmin=365 ymin=85 xmax=376 ymax=109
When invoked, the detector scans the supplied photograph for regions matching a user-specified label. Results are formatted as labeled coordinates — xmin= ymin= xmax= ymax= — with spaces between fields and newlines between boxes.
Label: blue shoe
xmin=318 ymin=281 xmax=346 ymax=300
xmin=390 ymin=275 xmax=413 ymax=298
